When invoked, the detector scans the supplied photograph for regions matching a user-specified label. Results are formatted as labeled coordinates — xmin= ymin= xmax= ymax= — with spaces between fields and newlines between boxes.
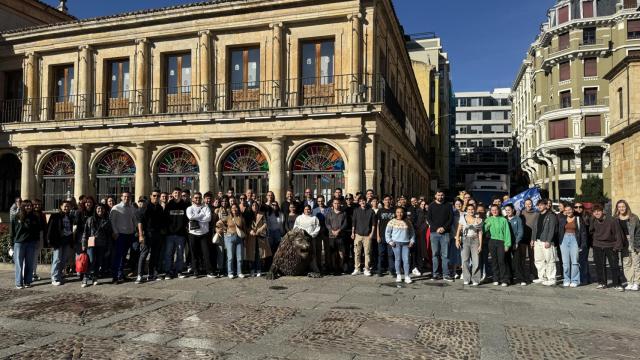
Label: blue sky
xmin=45 ymin=0 xmax=556 ymax=92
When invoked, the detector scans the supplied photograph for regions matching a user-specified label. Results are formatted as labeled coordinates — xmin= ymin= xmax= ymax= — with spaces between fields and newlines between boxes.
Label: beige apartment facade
xmin=604 ymin=54 xmax=640 ymax=210
xmin=512 ymin=0 xmax=640 ymax=201
xmin=0 ymin=0 xmax=431 ymax=211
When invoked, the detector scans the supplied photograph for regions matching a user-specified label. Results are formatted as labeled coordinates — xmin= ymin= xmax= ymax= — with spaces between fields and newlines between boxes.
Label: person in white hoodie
xmin=294 ymin=205 xmax=321 ymax=272
xmin=186 ymin=192 xmax=212 ymax=278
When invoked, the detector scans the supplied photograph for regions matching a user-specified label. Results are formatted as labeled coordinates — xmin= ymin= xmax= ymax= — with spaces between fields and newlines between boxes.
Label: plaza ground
xmin=0 ymin=266 xmax=639 ymax=359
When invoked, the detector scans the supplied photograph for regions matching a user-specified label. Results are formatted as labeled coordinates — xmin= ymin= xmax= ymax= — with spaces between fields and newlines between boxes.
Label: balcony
xmin=578 ymin=39 xmax=607 ymax=50
xmin=0 ymin=73 xmax=387 ymax=124
xmin=580 ymin=98 xmax=608 ymax=107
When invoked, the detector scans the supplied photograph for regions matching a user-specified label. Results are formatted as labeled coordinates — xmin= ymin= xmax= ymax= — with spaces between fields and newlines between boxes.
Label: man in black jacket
xmin=426 ymin=190 xmax=453 ymax=281
xmin=136 ymin=189 xmax=166 ymax=283
xmin=163 ymin=188 xmax=188 ymax=279
xmin=47 ymin=200 xmax=74 ymax=286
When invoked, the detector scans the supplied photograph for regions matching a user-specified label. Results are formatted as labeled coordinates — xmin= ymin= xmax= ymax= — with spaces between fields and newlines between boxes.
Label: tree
xmin=574 ymin=175 xmax=608 ymax=204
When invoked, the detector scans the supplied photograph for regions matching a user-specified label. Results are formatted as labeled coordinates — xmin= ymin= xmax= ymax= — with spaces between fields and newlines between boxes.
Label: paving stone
xmin=0 ymin=292 xmax=157 ymax=326
xmin=0 ymin=327 xmax=50 ymax=350
xmin=0 ymin=288 xmax=41 ymax=303
xmin=7 ymin=335 xmax=223 ymax=359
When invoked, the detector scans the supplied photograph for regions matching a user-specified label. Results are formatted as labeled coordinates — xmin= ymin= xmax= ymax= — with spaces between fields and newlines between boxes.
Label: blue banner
xmin=502 ymin=187 xmax=541 ymax=212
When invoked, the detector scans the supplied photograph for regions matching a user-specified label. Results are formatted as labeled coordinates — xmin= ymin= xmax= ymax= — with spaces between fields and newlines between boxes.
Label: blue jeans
xmin=392 ymin=242 xmax=410 ymax=276
xmin=224 ymin=234 xmax=243 ymax=275
xmin=112 ymin=233 xmax=135 ymax=280
xmin=14 ymin=241 xmax=36 ymax=287
xmin=87 ymin=246 xmax=106 ymax=280
xmin=268 ymin=229 xmax=282 ymax=255
xmin=378 ymin=240 xmax=395 ymax=274
xmin=51 ymin=245 xmax=72 ymax=282
xmin=579 ymin=247 xmax=591 ymax=284
xmin=163 ymin=235 xmax=185 ymax=276
xmin=560 ymin=233 xmax=580 ymax=285
xmin=430 ymin=232 xmax=450 ymax=277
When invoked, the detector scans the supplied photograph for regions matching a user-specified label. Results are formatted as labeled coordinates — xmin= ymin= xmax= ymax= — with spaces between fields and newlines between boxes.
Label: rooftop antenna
xmin=58 ymin=0 xmax=68 ymax=13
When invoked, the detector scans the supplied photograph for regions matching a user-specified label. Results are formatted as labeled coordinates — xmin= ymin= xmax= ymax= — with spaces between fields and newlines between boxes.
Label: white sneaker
xmin=351 ymin=270 xmax=361 ymax=276
xmin=412 ymin=268 xmax=421 ymax=276
xmin=532 ymin=279 xmax=544 ymax=284
xmin=93 ymin=279 xmax=98 ymax=286
xmin=256 ymin=272 xmax=262 ymax=277
xmin=363 ymin=270 xmax=372 ymax=276
xmin=228 ymin=274 xmax=234 ymax=279
xmin=395 ymin=275 xmax=402 ymax=283
xmin=563 ymin=282 xmax=570 ymax=288
xmin=404 ymin=276 xmax=412 ymax=284
xmin=520 ymin=282 xmax=527 ymax=286
xmin=501 ymin=283 xmax=508 ymax=287
xmin=569 ymin=283 xmax=578 ymax=288
xmin=625 ymin=283 xmax=633 ymax=290
xmin=493 ymin=282 xmax=499 ymax=286
xmin=52 ymin=281 xmax=61 ymax=286
xmin=543 ymin=280 xmax=555 ymax=286
xmin=454 ymin=274 xmax=460 ymax=279
xmin=471 ymin=282 xmax=479 ymax=286
xmin=463 ymin=281 xmax=470 ymax=285
xmin=238 ymin=273 xmax=245 ymax=279
xmin=630 ymin=284 xmax=639 ymax=291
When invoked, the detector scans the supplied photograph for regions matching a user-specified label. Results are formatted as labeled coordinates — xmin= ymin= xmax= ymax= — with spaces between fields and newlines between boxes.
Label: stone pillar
xmin=198 ymin=139 xmax=212 ymax=194
xmin=602 ymin=144 xmax=611 ymax=200
xmin=24 ymin=52 xmax=39 ymax=121
xmin=77 ymin=45 xmax=93 ymax=118
xmin=74 ymin=145 xmax=88 ymax=199
xmin=573 ymin=145 xmax=583 ymax=195
xmin=199 ymin=30 xmax=211 ymax=110
xmin=348 ymin=12 xmax=362 ymax=100
xmin=270 ymin=22 xmax=283 ymax=106
xmin=347 ymin=134 xmax=362 ymax=194
xmin=571 ymin=115 xmax=582 ymax=138
xmin=135 ymin=38 xmax=149 ymax=114
xmin=20 ymin=147 xmax=34 ymax=200
xmin=269 ymin=136 xmax=285 ymax=203
xmin=133 ymin=143 xmax=148 ymax=201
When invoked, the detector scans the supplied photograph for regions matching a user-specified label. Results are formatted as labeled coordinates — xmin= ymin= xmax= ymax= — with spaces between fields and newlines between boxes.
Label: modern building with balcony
xmin=454 ymin=89 xmax=513 ymax=192
xmin=512 ymin=0 xmax=640 ymax=201
xmin=0 ymin=0 xmax=432 ymax=211
xmin=406 ymin=33 xmax=454 ymax=193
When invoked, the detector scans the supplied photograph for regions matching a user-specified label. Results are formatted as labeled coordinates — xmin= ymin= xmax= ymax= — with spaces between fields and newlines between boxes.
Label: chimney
xmin=58 ymin=0 xmax=68 ymax=13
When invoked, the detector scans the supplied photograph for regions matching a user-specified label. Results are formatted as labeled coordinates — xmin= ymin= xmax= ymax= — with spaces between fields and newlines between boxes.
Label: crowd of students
xmin=8 ymin=187 xmax=640 ymax=291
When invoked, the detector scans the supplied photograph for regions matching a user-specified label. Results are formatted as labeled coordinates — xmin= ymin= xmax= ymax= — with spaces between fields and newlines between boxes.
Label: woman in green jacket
xmin=10 ymin=200 xmax=43 ymax=289
xmin=483 ymin=204 xmax=512 ymax=287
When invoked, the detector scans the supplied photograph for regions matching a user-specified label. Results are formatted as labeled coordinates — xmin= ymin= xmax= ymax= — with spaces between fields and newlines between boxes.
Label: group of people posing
xmin=8 ymin=187 xmax=640 ymax=291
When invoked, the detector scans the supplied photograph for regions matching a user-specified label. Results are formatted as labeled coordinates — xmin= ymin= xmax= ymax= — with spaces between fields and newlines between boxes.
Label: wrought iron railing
xmin=0 ymin=73 xmax=390 ymax=123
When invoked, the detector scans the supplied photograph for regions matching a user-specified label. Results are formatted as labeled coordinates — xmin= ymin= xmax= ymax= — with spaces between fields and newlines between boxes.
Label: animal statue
xmin=266 ymin=228 xmax=321 ymax=279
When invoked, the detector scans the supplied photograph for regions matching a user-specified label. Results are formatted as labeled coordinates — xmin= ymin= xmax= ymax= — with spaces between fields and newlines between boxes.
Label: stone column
xmin=348 ymin=13 xmax=362 ymax=100
xmin=537 ymin=151 xmax=554 ymax=201
xmin=573 ymin=145 xmax=583 ymax=195
xmin=133 ymin=143 xmax=148 ymax=201
xmin=269 ymin=136 xmax=285 ymax=203
xmin=199 ymin=30 xmax=211 ymax=110
xmin=20 ymin=147 xmax=34 ymax=200
xmin=77 ymin=45 xmax=93 ymax=118
xmin=270 ymin=22 xmax=283 ymax=107
xmin=135 ymin=38 xmax=149 ymax=114
xmin=198 ymin=139 xmax=212 ymax=194
xmin=24 ymin=52 xmax=39 ymax=121
xmin=74 ymin=145 xmax=88 ymax=199
xmin=571 ymin=115 xmax=582 ymax=138
xmin=347 ymin=134 xmax=362 ymax=195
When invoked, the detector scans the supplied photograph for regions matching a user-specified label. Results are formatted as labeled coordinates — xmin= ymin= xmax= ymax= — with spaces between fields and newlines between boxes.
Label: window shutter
xmin=629 ymin=20 xmax=640 ymax=32
xmin=585 ymin=115 xmax=601 ymax=136
xmin=549 ymin=119 xmax=568 ymax=140
xmin=559 ymin=32 xmax=570 ymax=50
xmin=624 ymin=0 xmax=637 ymax=9
xmin=560 ymin=61 xmax=570 ymax=81
xmin=560 ymin=118 xmax=568 ymax=138
xmin=583 ymin=1 xmax=594 ymax=17
xmin=558 ymin=6 xmax=569 ymax=24
xmin=584 ymin=58 xmax=597 ymax=77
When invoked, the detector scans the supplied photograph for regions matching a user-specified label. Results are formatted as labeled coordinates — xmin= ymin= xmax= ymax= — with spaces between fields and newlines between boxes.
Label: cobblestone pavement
xmin=1 ymin=268 xmax=640 ymax=359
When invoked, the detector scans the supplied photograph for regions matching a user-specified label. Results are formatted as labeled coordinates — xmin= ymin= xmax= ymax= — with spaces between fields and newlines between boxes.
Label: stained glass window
xmin=223 ymin=145 xmax=269 ymax=173
xmin=158 ymin=148 xmax=199 ymax=174
xmin=42 ymin=152 xmax=75 ymax=177
xmin=293 ymin=143 xmax=344 ymax=172
xmin=96 ymin=150 xmax=135 ymax=176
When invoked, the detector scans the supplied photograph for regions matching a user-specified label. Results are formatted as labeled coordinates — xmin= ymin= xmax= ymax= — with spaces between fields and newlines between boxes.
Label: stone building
xmin=511 ymin=0 xmax=640 ymax=201
xmin=604 ymin=53 xmax=640 ymax=210
xmin=0 ymin=0 xmax=431 ymax=211
xmin=406 ymin=34 xmax=453 ymax=193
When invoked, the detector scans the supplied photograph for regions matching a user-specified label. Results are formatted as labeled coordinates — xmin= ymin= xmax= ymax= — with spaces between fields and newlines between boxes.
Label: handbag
xmin=212 ymin=233 xmax=222 ymax=245
xmin=87 ymin=236 xmax=96 ymax=247
xmin=75 ymin=253 xmax=89 ymax=274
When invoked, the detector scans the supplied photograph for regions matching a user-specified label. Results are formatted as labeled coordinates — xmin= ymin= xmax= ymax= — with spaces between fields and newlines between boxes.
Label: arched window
xmin=42 ymin=152 xmax=75 ymax=210
xmin=221 ymin=145 xmax=269 ymax=198
xmin=156 ymin=148 xmax=199 ymax=192
xmin=291 ymin=143 xmax=344 ymax=199
xmin=95 ymin=150 xmax=135 ymax=201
